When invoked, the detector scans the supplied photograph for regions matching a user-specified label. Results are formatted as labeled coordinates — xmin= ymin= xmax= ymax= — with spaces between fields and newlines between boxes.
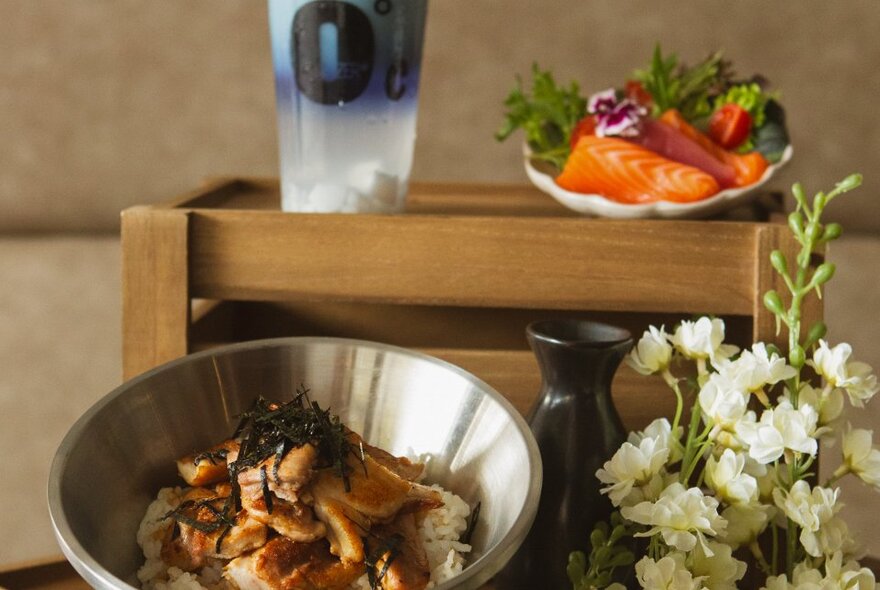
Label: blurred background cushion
xmin=0 ymin=0 xmax=878 ymax=232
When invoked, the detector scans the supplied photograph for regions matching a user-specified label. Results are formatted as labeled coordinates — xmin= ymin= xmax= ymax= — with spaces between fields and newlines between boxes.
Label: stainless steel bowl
xmin=48 ymin=338 xmax=541 ymax=589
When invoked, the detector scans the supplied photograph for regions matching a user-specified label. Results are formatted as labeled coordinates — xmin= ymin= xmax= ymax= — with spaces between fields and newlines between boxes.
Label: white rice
xmin=136 ymin=487 xmax=231 ymax=590
xmin=137 ymin=484 xmax=472 ymax=590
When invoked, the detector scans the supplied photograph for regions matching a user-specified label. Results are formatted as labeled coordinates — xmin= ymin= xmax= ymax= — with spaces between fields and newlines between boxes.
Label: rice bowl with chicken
xmin=48 ymin=337 xmax=541 ymax=590
xmin=134 ymin=392 xmax=476 ymax=590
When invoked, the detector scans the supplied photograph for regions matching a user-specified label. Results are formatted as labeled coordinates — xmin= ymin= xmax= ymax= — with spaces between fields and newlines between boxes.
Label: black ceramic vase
xmin=495 ymin=320 xmax=633 ymax=590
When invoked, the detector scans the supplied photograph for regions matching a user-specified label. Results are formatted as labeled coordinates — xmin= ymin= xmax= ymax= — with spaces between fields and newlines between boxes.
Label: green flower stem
xmin=825 ymin=464 xmax=850 ymax=487
xmin=771 ymin=522 xmax=779 ymax=575
xmin=648 ymin=534 xmax=662 ymax=561
xmin=786 ymin=459 xmax=798 ymax=577
xmin=763 ymin=176 xmax=863 ymax=577
xmin=750 ymin=541 xmax=772 ymax=575
xmin=662 ymin=370 xmax=684 ymax=437
xmin=679 ymin=398 xmax=705 ymax=485
xmin=683 ymin=438 xmax=713 ymax=484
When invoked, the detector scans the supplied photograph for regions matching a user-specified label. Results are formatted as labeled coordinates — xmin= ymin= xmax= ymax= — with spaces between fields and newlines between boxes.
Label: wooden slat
xmin=195 ymin=300 xmax=753 ymax=351
xmin=405 ymin=183 xmax=576 ymax=217
xmin=187 ymin=210 xmax=760 ymax=314
xmin=171 ymin=178 xmax=786 ymax=222
xmin=121 ymin=207 xmax=191 ymax=379
xmin=421 ymin=348 xmax=677 ymax=432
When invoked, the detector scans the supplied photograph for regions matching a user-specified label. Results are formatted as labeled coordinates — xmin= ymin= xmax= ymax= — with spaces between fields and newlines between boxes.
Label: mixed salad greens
xmin=497 ymin=45 xmax=790 ymax=175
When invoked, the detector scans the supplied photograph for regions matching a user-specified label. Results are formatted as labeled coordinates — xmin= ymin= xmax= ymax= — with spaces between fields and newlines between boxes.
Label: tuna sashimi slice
xmin=631 ymin=119 xmax=737 ymax=188
xmin=660 ymin=109 xmax=769 ymax=187
xmin=557 ymin=136 xmax=720 ymax=204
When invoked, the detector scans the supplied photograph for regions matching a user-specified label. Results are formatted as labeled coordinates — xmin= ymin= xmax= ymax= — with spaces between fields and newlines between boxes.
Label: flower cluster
xmin=571 ymin=176 xmax=880 ymax=590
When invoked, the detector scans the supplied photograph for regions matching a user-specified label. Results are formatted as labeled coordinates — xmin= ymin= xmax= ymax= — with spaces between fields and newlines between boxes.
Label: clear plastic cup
xmin=268 ymin=0 xmax=429 ymax=213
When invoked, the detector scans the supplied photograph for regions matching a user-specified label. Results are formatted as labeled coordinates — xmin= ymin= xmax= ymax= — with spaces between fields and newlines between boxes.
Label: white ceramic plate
xmin=524 ymin=144 xmax=793 ymax=219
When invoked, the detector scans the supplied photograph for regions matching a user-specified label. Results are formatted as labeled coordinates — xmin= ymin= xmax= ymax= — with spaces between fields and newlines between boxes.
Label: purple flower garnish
xmin=587 ymin=89 xmax=619 ymax=115
xmin=587 ymin=88 xmax=647 ymax=138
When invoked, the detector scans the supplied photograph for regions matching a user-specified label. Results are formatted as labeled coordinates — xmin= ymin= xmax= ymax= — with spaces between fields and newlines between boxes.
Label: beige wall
xmin=1 ymin=0 xmax=879 ymax=232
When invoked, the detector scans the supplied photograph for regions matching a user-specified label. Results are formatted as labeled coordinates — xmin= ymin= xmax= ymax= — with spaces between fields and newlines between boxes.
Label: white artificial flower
xmin=622 ymin=483 xmax=726 ymax=554
xmin=843 ymin=361 xmax=880 ymax=408
xmin=747 ymin=459 xmax=778 ymax=503
xmin=689 ymin=541 xmax=747 ymax=590
xmin=773 ymin=480 xmax=850 ymax=557
xmin=759 ymin=575 xmax=792 ymax=590
xmin=699 ymin=372 xmax=749 ymax=436
xmin=789 ymin=383 xmax=844 ymax=430
xmin=811 ymin=340 xmax=852 ymax=386
xmin=721 ymin=342 xmax=797 ymax=393
xmin=842 ymin=426 xmax=880 ymax=489
xmin=717 ymin=503 xmax=772 ymax=549
xmin=629 ymin=417 xmax=684 ymax=464
xmin=624 ymin=471 xmax=680 ymax=506
xmin=790 ymin=562 xmax=824 ymax=587
xmin=822 ymin=551 xmax=878 ymax=589
xmin=705 ymin=448 xmax=758 ymax=505
xmin=597 ymin=436 xmax=670 ymax=507
xmin=672 ymin=318 xmax=738 ymax=365
xmin=772 ymin=557 xmax=877 ymax=589
xmin=635 ymin=554 xmax=705 ymax=590
xmin=628 ymin=326 xmax=674 ymax=375
xmin=737 ymin=400 xmax=819 ymax=464
xmin=809 ymin=340 xmax=879 ymax=407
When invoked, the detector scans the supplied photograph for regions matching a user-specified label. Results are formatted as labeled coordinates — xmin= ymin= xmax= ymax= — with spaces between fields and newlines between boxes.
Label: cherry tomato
xmin=570 ymin=115 xmax=597 ymax=149
xmin=709 ymin=103 xmax=753 ymax=150
xmin=624 ymin=80 xmax=653 ymax=107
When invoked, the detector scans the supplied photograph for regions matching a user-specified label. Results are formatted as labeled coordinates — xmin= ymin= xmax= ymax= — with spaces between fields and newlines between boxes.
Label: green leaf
xmin=567 ymin=551 xmax=587 ymax=586
xmin=754 ymin=100 xmax=790 ymax=163
xmin=822 ymin=223 xmax=842 ymax=242
xmin=635 ymin=46 xmax=728 ymax=120
xmin=804 ymin=321 xmax=828 ymax=349
xmin=770 ymin=250 xmax=788 ymax=275
xmin=763 ymin=290 xmax=785 ymax=316
xmin=496 ymin=65 xmax=586 ymax=171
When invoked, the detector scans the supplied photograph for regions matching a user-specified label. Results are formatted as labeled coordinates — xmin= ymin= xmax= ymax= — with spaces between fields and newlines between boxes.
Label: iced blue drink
xmin=269 ymin=0 xmax=428 ymax=212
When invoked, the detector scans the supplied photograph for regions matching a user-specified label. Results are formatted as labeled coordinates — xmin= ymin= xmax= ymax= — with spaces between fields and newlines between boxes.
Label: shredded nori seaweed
xmin=161 ymin=495 xmax=236 ymax=552
xmin=462 ymin=500 xmax=481 ymax=545
xmin=229 ymin=387 xmax=358 ymax=496
xmin=193 ymin=447 xmax=228 ymax=466
xmin=163 ymin=387 xmax=360 ymax=550
xmin=364 ymin=533 xmax=404 ymax=590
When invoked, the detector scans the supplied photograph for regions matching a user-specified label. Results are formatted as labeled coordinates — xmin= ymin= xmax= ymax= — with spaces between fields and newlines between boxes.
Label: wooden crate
xmin=121 ymin=179 xmax=816 ymax=430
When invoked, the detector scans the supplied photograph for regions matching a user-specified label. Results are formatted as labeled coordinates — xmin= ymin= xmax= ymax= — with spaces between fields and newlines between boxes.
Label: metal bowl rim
xmin=48 ymin=336 xmax=543 ymax=589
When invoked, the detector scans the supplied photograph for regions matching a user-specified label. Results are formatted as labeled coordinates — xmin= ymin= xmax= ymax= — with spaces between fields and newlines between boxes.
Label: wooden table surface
xmin=2 ymin=555 xmax=878 ymax=589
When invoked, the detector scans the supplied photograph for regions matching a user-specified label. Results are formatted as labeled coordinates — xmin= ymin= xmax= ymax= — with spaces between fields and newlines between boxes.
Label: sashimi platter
xmin=497 ymin=47 xmax=792 ymax=218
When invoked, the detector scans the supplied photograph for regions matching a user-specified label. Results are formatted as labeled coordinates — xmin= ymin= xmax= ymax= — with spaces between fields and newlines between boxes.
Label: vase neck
xmin=527 ymin=321 xmax=633 ymax=395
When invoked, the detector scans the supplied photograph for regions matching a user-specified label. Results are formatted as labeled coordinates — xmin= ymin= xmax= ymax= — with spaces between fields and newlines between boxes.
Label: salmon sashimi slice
xmin=659 ymin=109 xmax=769 ymax=187
xmin=557 ymin=135 xmax=720 ymax=204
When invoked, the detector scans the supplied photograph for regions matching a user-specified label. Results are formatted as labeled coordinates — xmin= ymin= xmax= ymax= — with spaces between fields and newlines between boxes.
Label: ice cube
xmin=370 ymin=171 xmax=400 ymax=210
xmin=306 ymin=183 xmax=353 ymax=213
xmin=348 ymin=166 xmax=400 ymax=212
xmin=348 ymin=161 xmax=383 ymax=195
